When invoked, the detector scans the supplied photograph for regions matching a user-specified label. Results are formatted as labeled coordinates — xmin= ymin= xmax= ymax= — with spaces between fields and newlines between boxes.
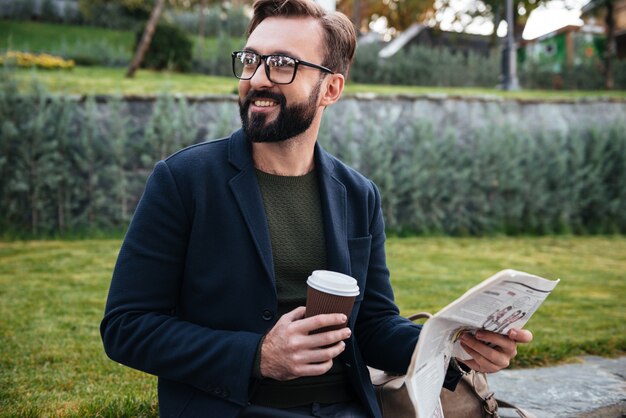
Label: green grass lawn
xmin=11 ymin=65 xmax=241 ymax=95
xmin=3 ymin=20 xmax=626 ymax=98
xmin=10 ymin=65 xmax=626 ymax=99
xmin=0 ymin=236 xmax=624 ymax=416
xmin=0 ymin=20 xmax=134 ymax=54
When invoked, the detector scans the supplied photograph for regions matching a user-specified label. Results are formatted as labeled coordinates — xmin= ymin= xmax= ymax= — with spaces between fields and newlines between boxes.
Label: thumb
xmin=281 ymin=306 xmax=306 ymax=322
xmin=508 ymin=328 xmax=533 ymax=343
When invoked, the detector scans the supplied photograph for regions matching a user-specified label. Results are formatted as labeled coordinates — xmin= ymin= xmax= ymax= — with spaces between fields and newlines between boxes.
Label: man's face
xmin=238 ymin=17 xmax=327 ymax=143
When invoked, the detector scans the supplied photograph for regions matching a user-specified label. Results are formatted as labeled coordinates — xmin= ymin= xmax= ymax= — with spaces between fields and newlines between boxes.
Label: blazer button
xmin=262 ymin=310 xmax=273 ymax=321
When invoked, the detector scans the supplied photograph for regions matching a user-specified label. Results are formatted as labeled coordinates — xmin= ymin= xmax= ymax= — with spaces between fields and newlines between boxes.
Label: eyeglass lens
xmin=233 ymin=51 xmax=297 ymax=84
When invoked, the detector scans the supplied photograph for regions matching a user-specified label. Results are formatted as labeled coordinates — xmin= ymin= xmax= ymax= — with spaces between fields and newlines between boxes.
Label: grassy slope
xmin=0 ymin=237 xmax=624 ymax=416
xmin=3 ymin=20 xmax=626 ymax=98
xmin=0 ymin=20 xmax=134 ymax=53
xmin=11 ymin=66 xmax=241 ymax=95
xmin=11 ymin=65 xmax=626 ymax=98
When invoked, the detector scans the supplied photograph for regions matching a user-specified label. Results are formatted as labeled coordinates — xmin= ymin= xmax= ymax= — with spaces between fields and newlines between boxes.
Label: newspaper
xmin=404 ymin=269 xmax=560 ymax=418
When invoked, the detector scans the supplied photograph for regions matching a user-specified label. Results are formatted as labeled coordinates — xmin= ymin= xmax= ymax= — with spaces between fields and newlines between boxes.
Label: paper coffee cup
xmin=305 ymin=270 xmax=360 ymax=333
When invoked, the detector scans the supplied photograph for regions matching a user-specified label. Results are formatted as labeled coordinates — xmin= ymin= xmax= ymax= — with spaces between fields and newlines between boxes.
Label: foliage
xmin=3 ymin=20 xmax=624 ymax=87
xmin=78 ymin=0 xmax=148 ymax=29
xmin=319 ymin=107 xmax=626 ymax=236
xmin=1 ymin=69 xmax=626 ymax=237
xmin=0 ymin=236 xmax=624 ymax=416
xmin=7 ymin=64 xmax=626 ymax=99
xmin=352 ymin=43 xmax=501 ymax=87
xmin=0 ymin=0 xmax=82 ymax=24
xmin=0 ymin=21 xmax=134 ymax=67
xmin=337 ymin=0 xmax=437 ymax=32
xmin=192 ymin=33 xmax=244 ymax=76
xmin=134 ymin=21 xmax=193 ymax=72
xmin=520 ymin=58 xmax=626 ymax=90
xmin=0 ymin=51 xmax=75 ymax=69
xmin=0 ymin=72 xmax=140 ymax=236
xmin=444 ymin=0 xmax=547 ymax=41
xmin=166 ymin=4 xmax=249 ymax=38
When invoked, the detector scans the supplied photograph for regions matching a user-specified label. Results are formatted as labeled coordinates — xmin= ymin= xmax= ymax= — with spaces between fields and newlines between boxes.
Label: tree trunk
xmin=198 ymin=0 xmax=209 ymax=38
xmin=126 ymin=0 xmax=166 ymax=79
xmin=352 ymin=0 xmax=362 ymax=35
xmin=604 ymin=0 xmax=615 ymax=90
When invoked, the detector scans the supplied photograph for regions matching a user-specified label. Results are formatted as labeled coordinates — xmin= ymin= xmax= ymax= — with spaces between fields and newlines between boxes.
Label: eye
xmin=239 ymin=52 xmax=258 ymax=66
xmin=267 ymin=55 xmax=295 ymax=69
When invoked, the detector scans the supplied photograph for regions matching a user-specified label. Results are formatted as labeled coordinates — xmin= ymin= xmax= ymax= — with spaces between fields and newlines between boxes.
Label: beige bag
xmin=368 ymin=313 xmax=536 ymax=418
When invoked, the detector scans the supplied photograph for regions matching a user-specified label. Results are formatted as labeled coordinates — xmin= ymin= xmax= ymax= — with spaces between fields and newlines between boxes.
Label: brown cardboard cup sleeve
xmin=305 ymin=270 xmax=360 ymax=333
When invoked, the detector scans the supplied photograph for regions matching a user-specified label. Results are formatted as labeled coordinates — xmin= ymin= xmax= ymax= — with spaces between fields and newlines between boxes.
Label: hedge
xmin=1 ymin=70 xmax=624 ymax=238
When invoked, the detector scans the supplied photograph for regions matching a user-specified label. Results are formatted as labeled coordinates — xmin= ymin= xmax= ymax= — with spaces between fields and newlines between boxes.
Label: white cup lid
xmin=307 ymin=270 xmax=360 ymax=297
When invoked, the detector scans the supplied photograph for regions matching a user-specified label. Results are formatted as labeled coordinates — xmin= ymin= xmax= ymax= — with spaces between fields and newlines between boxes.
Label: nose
xmin=249 ymin=61 xmax=273 ymax=90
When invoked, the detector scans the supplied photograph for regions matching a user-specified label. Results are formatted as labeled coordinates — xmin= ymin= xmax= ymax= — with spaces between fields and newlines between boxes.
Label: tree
xmin=126 ymin=0 xmax=167 ymax=78
xmin=338 ymin=0 xmax=437 ymax=33
xmin=582 ymin=0 xmax=617 ymax=89
xmin=439 ymin=0 xmax=548 ymax=42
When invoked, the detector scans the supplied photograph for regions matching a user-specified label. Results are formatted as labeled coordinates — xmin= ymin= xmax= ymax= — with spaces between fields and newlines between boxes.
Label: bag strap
xmin=495 ymin=398 xmax=537 ymax=418
xmin=406 ymin=312 xmax=536 ymax=418
xmin=407 ymin=312 xmax=433 ymax=321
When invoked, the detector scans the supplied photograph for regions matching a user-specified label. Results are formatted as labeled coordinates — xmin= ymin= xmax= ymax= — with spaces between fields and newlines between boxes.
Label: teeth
xmin=254 ymin=100 xmax=276 ymax=107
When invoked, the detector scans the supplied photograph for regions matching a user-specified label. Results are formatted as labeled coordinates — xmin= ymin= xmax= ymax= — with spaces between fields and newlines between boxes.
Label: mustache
xmin=241 ymin=90 xmax=286 ymax=108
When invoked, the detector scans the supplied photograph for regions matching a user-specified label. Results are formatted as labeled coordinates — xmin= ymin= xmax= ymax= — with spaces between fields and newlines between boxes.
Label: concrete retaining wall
xmin=93 ymin=93 xmax=626 ymax=143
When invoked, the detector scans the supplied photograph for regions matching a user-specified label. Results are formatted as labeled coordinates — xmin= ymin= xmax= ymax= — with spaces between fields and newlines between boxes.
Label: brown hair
xmin=247 ymin=0 xmax=356 ymax=78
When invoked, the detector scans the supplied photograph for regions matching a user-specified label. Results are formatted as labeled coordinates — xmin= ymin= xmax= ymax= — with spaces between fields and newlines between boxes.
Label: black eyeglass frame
xmin=231 ymin=50 xmax=334 ymax=85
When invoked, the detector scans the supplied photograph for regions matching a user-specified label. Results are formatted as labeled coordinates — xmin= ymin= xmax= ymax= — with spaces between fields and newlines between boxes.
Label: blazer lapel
xmin=227 ymin=130 xmax=275 ymax=285
xmin=316 ymin=144 xmax=351 ymax=276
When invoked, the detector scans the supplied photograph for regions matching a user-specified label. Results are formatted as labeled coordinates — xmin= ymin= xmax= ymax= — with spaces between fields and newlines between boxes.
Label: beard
xmin=239 ymin=80 xmax=322 ymax=143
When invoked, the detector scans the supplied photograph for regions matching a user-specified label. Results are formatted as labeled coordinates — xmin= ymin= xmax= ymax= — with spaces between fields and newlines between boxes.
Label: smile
xmin=253 ymin=100 xmax=278 ymax=107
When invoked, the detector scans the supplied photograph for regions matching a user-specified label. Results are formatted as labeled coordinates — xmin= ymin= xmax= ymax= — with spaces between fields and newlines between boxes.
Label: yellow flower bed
xmin=0 ymin=51 xmax=75 ymax=70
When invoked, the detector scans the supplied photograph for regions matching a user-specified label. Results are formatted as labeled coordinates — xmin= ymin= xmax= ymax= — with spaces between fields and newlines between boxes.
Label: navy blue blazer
xmin=101 ymin=129 xmax=427 ymax=417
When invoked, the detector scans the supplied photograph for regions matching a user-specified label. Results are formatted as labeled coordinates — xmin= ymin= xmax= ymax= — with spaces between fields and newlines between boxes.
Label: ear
xmin=319 ymin=73 xmax=345 ymax=106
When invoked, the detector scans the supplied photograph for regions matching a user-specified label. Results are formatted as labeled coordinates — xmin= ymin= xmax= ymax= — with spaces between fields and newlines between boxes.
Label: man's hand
xmin=260 ymin=306 xmax=352 ymax=381
xmin=458 ymin=328 xmax=533 ymax=373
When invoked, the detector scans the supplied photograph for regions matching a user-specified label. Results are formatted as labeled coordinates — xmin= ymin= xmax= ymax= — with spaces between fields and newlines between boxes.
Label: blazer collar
xmin=314 ymin=144 xmax=351 ymax=277
xmin=227 ymin=130 xmax=351 ymax=282
xmin=227 ymin=130 xmax=274 ymax=283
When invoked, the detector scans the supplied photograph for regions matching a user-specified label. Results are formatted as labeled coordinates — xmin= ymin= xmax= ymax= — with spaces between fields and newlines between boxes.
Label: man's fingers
xmin=281 ymin=306 xmax=307 ymax=322
xmin=297 ymin=340 xmax=347 ymax=365
xmin=508 ymin=328 xmax=533 ymax=343
xmin=461 ymin=333 xmax=511 ymax=371
xmin=291 ymin=358 xmax=335 ymax=378
xmin=260 ymin=308 xmax=351 ymax=381
xmin=293 ymin=313 xmax=348 ymax=334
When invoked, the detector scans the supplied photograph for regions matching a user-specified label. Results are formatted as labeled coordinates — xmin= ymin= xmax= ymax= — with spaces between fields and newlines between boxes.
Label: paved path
xmin=488 ymin=356 xmax=626 ymax=417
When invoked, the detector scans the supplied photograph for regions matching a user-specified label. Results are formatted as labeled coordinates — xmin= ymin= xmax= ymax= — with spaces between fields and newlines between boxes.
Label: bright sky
xmin=436 ymin=0 xmax=589 ymax=40
xmin=522 ymin=1 xmax=587 ymax=39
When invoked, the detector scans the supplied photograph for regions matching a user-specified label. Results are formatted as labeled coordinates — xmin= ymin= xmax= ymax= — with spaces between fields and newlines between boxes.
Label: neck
xmin=252 ymin=138 xmax=315 ymax=176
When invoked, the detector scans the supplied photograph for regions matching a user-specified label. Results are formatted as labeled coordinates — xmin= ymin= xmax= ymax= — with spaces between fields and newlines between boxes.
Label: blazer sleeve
xmin=353 ymin=181 xmax=421 ymax=373
xmin=100 ymin=160 xmax=261 ymax=406
xmin=353 ymin=181 xmax=462 ymax=389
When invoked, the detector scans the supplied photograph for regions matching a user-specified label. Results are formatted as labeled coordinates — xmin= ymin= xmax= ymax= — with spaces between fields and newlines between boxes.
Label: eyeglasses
xmin=231 ymin=50 xmax=334 ymax=85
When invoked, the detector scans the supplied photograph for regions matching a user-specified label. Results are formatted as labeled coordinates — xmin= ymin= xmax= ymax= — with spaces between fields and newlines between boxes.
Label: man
xmin=101 ymin=1 xmax=532 ymax=417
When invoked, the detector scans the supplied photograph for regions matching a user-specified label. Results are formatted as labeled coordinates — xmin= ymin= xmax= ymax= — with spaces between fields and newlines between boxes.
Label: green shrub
xmin=1 ymin=69 xmax=625 ymax=237
xmin=167 ymin=4 xmax=249 ymax=38
xmin=0 ymin=0 xmax=35 ymax=20
xmin=55 ymin=39 xmax=130 ymax=67
xmin=192 ymin=33 xmax=243 ymax=76
xmin=351 ymin=44 xmax=501 ymax=87
xmin=78 ymin=0 xmax=143 ymax=30
xmin=136 ymin=22 xmax=193 ymax=72
xmin=516 ymin=57 xmax=626 ymax=90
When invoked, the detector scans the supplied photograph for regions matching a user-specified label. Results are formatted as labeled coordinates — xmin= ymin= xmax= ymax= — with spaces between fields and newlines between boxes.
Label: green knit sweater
xmin=252 ymin=169 xmax=354 ymax=408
